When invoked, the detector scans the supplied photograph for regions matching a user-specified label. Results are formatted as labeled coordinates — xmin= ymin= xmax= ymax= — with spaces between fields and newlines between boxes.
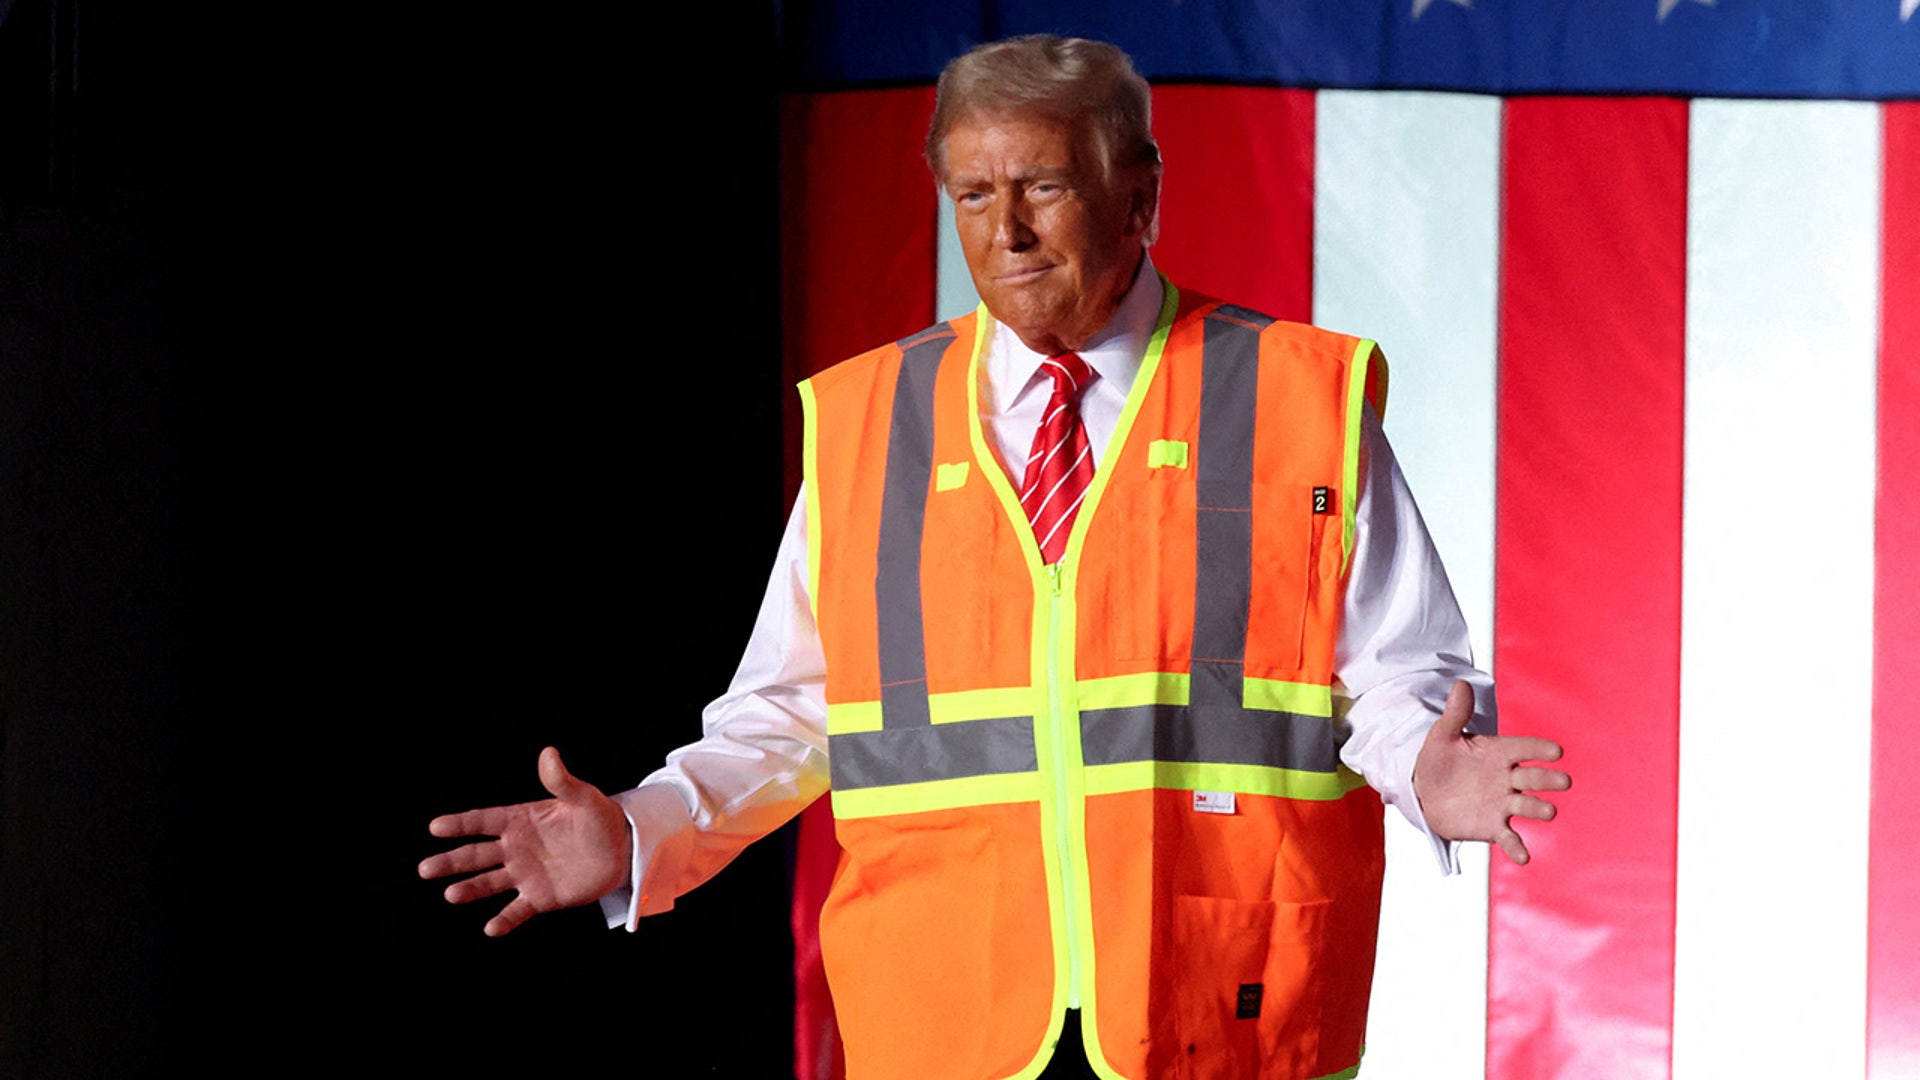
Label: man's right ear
xmin=1133 ymin=171 xmax=1163 ymax=246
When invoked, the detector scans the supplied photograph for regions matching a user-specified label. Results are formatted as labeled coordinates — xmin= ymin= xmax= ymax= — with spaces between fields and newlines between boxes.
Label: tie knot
xmin=1041 ymin=352 xmax=1095 ymax=398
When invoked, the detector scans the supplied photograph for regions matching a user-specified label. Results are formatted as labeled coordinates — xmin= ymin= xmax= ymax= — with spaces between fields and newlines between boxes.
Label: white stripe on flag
xmin=938 ymin=195 xmax=981 ymax=321
xmin=1675 ymin=99 xmax=1880 ymax=1080
xmin=1315 ymin=89 xmax=1501 ymax=1080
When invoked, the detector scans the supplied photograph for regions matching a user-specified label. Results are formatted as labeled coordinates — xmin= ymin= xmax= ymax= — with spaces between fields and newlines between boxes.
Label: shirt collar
xmin=984 ymin=252 xmax=1164 ymax=411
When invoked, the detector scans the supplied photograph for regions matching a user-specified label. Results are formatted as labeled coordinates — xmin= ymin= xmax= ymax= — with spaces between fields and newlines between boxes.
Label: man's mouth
xmin=996 ymin=264 xmax=1054 ymax=284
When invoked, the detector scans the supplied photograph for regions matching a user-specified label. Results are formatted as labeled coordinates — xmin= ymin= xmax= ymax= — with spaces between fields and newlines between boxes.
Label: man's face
xmin=943 ymin=113 xmax=1155 ymax=356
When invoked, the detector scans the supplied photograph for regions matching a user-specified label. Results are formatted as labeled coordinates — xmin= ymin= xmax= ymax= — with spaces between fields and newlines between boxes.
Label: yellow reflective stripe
xmin=1078 ymin=673 xmax=1330 ymax=716
xmin=1340 ymin=338 xmax=1378 ymax=577
xmin=799 ymin=378 xmax=824 ymax=622
xmin=928 ymin=686 xmax=1036 ymax=724
xmin=964 ymin=306 xmax=1074 ymax=1021
xmin=829 ymin=770 xmax=1044 ymax=819
xmin=832 ymin=687 xmax=1036 ymax=732
xmin=826 ymin=700 xmax=883 ymax=735
xmin=1081 ymin=760 xmax=1370 ymax=801
xmin=1059 ymin=280 xmax=1179 ymax=1021
xmin=1076 ymin=671 xmax=1188 ymax=710
xmin=1242 ymin=677 xmax=1334 ymax=718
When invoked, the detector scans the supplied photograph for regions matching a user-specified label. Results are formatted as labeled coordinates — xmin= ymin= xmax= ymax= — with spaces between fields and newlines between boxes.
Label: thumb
xmin=537 ymin=745 xmax=589 ymax=802
xmin=1422 ymin=680 xmax=1474 ymax=752
xmin=1443 ymin=679 xmax=1474 ymax=729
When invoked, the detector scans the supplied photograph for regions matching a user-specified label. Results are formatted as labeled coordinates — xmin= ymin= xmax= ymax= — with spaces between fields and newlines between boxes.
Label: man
xmin=421 ymin=35 xmax=1569 ymax=1080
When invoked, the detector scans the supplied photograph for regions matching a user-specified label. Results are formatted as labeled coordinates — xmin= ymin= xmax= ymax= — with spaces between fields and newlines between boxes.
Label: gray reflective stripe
xmin=842 ymin=323 xmax=1045 ymax=795
xmin=1079 ymin=704 xmax=1340 ymax=773
xmin=830 ymin=716 xmax=1040 ymax=790
xmin=873 ymin=325 xmax=955 ymax=730
xmin=852 ymin=322 xmax=1045 ymax=796
xmin=1192 ymin=308 xmax=1266 ymax=710
xmin=1190 ymin=659 xmax=1244 ymax=712
xmin=1210 ymin=304 xmax=1277 ymax=330
xmin=1082 ymin=304 xmax=1342 ymax=777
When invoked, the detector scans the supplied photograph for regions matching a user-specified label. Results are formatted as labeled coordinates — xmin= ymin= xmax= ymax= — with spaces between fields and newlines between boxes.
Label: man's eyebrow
xmin=948 ymin=165 xmax=1074 ymax=189
xmin=1011 ymin=164 xmax=1073 ymax=182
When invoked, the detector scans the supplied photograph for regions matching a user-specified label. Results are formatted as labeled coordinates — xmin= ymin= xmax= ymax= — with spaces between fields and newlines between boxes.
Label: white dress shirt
xmin=604 ymin=256 xmax=1492 ymax=928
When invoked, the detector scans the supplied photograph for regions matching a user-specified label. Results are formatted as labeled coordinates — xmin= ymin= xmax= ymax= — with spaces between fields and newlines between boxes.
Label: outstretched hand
xmin=418 ymin=746 xmax=630 ymax=937
xmin=1412 ymin=681 xmax=1570 ymax=865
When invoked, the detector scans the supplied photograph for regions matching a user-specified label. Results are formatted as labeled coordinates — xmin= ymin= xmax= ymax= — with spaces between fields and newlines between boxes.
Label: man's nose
xmin=990 ymin=197 xmax=1035 ymax=249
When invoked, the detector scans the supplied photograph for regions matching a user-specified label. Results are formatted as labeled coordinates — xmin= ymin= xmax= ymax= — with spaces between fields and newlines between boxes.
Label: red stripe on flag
xmin=1490 ymin=98 xmax=1688 ymax=1080
xmin=781 ymin=87 xmax=937 ymax=1080
xmin=780 ymin=88 xmax=938 ymax=497
xmin=1150 ymin=86 xmax=1314 ymax=321
xmin=1870 ymin=100 xmax=1920 ymax=1080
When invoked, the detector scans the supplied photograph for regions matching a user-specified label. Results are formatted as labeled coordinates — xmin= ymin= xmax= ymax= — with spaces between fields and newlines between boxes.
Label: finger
xmin=484 ymin=897 xmax=536 ymax=938
xmin=444 ymin=868 xmax=514 ymax=906
xmin=1508 ymin=793 xmax=1558 ymax=822
xmin=538 ymin=745 xmax=590 ymax=804
xmin=1497 ymin=734 xmax=1559 ymax=760
xmin=429 ymin=807 xmax=513 ymax=840
xmin=1484 ymin=736 xmax=1561 ymax=764
xmin=417 ymin=840 xmax=504 ymax=881
xmin=1494 ymin=826 xmax=1531 ymax=866
xmin=1511 ymin=765 xmax=1572 ymax=792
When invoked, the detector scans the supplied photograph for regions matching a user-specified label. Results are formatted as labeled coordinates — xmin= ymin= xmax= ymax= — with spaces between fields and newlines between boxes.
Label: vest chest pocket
xmin=1089 ymin=477 xmax=1333 ymax=680
xmin=1082 ymin=472 xmax=1196 ymax=666
xmin=918 ymin=482 xmax=1035 ymax=692
xmin=1247 ymin=483 xmax=1341 ymax=679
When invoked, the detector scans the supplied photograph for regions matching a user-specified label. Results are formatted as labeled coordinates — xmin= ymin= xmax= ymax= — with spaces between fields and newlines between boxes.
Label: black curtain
xmin=0 ymin=4 xmax=794 ymax=1075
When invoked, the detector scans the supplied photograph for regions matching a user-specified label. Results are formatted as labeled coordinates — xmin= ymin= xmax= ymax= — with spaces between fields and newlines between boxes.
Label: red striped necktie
xmin=1019 ymin=352 xmax=1098 ymax=564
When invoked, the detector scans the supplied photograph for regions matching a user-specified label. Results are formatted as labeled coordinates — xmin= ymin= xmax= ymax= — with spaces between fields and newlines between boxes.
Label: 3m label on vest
xmin=1193 ymin=790 xmax=1236 ymax=815
xmin=1236 ymin=984 xmax=1263 ymax=1019
xmin=1312 ymin=486 xmax=1333 ymax=514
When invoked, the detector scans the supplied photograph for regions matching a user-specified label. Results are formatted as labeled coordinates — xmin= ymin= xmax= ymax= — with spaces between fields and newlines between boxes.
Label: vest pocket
xmin=1171 ymin=894 xmax=1328 ymax=1079
xmin=1244 ymin=480 xmax=1320 ymax=677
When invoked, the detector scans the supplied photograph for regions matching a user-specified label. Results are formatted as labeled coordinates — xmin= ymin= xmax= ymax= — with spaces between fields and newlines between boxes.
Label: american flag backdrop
xmin=772 ymin=4 xmax=1920 ymax=1077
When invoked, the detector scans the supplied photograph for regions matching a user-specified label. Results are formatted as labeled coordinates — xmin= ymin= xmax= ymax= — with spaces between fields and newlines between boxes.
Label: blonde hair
xmin=925 ymin=34 xmax=1161 ymax=184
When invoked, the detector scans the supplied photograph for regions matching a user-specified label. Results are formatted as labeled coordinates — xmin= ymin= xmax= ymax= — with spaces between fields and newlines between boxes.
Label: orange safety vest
xmin=799 ymin=280 xmax=1392 ymax=1080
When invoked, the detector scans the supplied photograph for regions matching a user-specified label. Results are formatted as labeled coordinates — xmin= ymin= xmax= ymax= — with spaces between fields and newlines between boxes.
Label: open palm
xmin=1413 ymin=681 xmax=1571 ymax=865
xmin=418 ymin=746 xmax=630 ymax=936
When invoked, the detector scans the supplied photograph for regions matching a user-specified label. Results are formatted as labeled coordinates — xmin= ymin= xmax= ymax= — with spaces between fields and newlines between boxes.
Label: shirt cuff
xmin=1367 ymin=707 xmax=1463 ymax=877
xmin=598 ymin=782 xmax=699 ymax=931
xmin=1396 ymin=750 xmax=1463 ymax=877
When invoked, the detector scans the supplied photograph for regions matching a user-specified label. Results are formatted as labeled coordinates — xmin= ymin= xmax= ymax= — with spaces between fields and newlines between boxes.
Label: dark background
xmin=0 ymin=2 xmax=798 ymax=1074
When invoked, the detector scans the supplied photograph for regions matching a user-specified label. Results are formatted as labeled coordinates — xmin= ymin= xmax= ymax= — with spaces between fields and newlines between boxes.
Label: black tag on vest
xmin=1236 ymin=983 xmax=1263 ymax=1019
xmin=1312 ymin=486 xmax=1332 ymax=514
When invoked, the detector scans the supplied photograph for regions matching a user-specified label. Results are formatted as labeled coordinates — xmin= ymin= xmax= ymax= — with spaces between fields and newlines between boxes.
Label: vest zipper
xmin=1047 ymin=560 xmax=1083 ymax=1011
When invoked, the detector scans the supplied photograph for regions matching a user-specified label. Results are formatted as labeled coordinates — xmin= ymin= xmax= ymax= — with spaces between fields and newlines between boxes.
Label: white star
xmin=1904 ymin=0 xmax=1917 ymax=22
xmin=1658 ymin=0 xmax=1714 ymax=21
xmin=1411 ymin=0 xmax=1470 ymax=18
